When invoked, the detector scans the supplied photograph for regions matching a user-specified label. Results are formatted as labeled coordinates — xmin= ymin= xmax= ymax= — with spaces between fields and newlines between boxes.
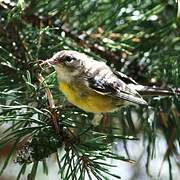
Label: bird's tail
xmin=134 ymin=85 xmax=180 ymax=96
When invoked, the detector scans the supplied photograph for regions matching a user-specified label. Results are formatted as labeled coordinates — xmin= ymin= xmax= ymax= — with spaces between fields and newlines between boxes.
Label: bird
xmin=44 ymin=50 xmax=148 ymax=126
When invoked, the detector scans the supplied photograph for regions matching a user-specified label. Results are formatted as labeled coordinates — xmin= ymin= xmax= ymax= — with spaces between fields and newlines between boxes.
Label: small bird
xmin=44 ymin=50 xmax=148 ymax=125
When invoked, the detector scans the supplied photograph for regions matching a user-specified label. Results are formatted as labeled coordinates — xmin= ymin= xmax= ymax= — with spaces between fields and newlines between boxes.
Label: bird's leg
xmin=102 ymin=113 xmax=109 ymax=130
xmin=92 ymin=113 xmax=109 ymax=128
xmin=92 ymin=113 xmax=104 ymax=126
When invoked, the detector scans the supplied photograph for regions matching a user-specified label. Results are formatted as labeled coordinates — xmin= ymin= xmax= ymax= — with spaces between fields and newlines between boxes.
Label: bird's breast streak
xmin=59 ymin=81 xmax=116 ymax=112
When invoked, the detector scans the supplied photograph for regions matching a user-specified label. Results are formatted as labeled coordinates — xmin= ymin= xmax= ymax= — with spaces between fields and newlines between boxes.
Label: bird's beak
xmin=40 ymin=57 xmax=58 ymax=66
xmin=45 ymin=57 xmax=57 ymax=65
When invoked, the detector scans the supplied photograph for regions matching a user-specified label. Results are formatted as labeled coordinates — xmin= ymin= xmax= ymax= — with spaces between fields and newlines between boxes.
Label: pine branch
xmin=0 ymin=0 xmax=180 ymax=179
xmin=60 ymin=25 xmax=123 ymax=65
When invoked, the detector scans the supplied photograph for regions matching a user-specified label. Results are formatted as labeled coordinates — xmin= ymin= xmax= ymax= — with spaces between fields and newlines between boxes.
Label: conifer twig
xmin=37 ymin=73 xmax=59 ymax=134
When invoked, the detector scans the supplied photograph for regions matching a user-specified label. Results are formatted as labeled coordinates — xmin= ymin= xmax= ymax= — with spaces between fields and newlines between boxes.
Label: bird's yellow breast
xmin=59 ymin=81 xmax=116 ymax=113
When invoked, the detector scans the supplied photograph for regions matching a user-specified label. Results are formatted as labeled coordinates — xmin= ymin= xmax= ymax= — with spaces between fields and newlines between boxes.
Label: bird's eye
xmin=64 ymin=56 xmax=73 ymax=62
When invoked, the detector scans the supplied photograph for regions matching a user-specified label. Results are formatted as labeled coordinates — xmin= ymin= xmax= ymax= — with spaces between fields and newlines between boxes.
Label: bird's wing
xmin=113 ymin=71 xmax=138 ymax=85
xmin=86 ymin=70 xmax=147 ymax=106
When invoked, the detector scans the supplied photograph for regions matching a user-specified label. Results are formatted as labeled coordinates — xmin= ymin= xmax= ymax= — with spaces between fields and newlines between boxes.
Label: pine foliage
xmin=0 ymin=0 xmax=180 ymax=179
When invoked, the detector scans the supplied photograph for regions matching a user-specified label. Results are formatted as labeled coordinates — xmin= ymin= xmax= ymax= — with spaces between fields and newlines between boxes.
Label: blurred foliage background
xmin=0 ymin=0 xmax=180 ymax=179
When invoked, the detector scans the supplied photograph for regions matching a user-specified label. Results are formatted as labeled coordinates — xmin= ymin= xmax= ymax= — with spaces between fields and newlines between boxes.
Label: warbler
xmin=45 ymin=50 xmax=147 ymax=118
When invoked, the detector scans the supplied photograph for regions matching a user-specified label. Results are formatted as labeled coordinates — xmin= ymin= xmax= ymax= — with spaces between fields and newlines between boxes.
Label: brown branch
xmin=60 ymin=26 xmax=123 ymax=66
xmin=37 ymin=73 xmax=60 ymax=134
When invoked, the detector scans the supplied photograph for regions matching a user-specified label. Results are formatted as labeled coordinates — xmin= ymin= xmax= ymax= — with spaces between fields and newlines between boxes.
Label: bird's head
xmin=46 ymin=50 xmax=85 ymax=68
xmin=44 ymin=50 xmax=89 ymax=82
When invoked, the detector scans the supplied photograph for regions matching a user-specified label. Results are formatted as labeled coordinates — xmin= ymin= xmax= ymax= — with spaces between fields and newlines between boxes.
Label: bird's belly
xmin=59 ymin=82 xmax=117 ymax=113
